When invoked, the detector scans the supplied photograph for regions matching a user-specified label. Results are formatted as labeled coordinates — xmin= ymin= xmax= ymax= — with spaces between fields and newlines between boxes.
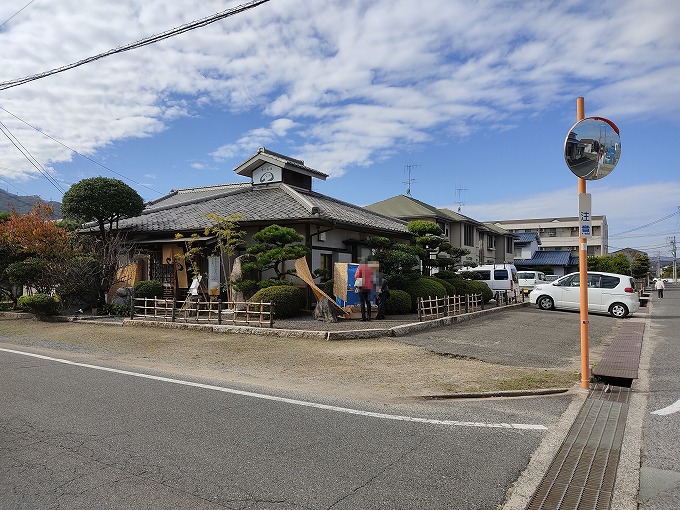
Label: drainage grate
xmin=526 ymin=385 xmax=629 ymax=510
xmin=592 ymin=323 xmax=644 ymax=380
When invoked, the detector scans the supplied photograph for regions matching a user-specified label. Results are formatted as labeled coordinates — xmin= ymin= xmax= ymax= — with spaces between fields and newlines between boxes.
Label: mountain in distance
xmin=0 ymin=188 xmax=62 ymax=217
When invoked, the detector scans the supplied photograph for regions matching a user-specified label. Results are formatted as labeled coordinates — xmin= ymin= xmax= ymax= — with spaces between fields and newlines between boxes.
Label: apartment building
xmin=491 ymin=216 xmax=608 ymax=257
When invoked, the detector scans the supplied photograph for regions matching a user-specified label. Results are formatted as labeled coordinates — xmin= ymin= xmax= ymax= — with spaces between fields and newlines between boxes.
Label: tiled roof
xmin=515 ymin=232 xmax=541 ymax=245
xmin=365 ymin=196 xmax=487 ymax=227
xmin=481 ymin=221 xmax=516 ymax=236
xmin=105 ymin=182 xmax=409 ymax=235
xmin=144 ymin=183 xmax=250 ymax=211
xmin=514 ymin=250 xmax=572 ymax=267
xmin=234 ymin=147 xmax=328 ymax=180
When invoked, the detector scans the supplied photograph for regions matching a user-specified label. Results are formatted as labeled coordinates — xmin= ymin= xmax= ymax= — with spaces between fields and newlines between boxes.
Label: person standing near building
xmin=375 ymin=279 xmax=390 ymax=320
xmin=655 ymin=278 xmax=665 ymax=298
xmin=354 ymin=259 xmax=374 ymax=321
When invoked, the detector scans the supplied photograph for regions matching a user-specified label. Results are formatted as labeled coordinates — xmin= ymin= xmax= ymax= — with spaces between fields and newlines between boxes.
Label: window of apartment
xmin=505 ymin=236 xmax=513 ymax=253
xmin=546 ymin=228 xmax=557 ymax=237
xmin=487 ymin=236 xmax=495 ymax=250
xmin=464 ymin=224 xmax=474 ymax=246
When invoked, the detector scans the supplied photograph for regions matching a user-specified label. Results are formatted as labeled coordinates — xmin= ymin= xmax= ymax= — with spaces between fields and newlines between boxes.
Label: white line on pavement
xmin=1 ymin=347 xmax=547 ymax=430
xmin=651 ymin=398 xmax=680 ymax=416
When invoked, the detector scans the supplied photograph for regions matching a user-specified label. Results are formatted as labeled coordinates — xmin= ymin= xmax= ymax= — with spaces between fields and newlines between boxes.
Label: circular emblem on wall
xmin=259 ymin=172 xmax=275 ymax=182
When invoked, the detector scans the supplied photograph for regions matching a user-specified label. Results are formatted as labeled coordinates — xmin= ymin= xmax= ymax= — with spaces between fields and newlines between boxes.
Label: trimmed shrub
xmin=385 ymin=289 xmax=412 ymax=315
xmin=134 ymin=280 xmax=164 ymax=298
xmin=437 ymin=279 xmax=457 ymax=296
xmin=455 ymin=279 xmax=493 ymax=303
xmin=469 ymin=281 xmax=493 ymax=303
xmin=100 ymin=303 xmax=132 ymax=316
xmin=404 ymin=277 xmax=447 ymax=312
xmin=323 ymin=279 xmax=335 ymax=299
xmin=251 ymin=285 xmax=306 ymax=319
xmin=434 ymin=270 xmax=458 ymax=280
xmin=17 ymin=294 xmax=59 ymax=316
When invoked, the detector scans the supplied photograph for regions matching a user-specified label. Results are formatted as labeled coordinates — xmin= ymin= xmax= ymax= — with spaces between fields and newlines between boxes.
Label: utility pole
xmin=668 ymin=236 xmax=677 ymax=282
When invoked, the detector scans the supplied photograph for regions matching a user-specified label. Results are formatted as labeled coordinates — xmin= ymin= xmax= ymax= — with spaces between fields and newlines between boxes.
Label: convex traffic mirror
xmin=564 ymin=117 xmax=621 ymax=180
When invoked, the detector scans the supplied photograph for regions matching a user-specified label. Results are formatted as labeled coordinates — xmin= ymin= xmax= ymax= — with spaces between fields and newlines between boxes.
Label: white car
xmin=529 ymin=271 xmax=640 ymax=318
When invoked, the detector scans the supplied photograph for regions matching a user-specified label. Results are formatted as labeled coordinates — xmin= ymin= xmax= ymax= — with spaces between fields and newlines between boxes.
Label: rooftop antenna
xmin=455 ymin=185 xmax=468 ymax=212
xmin=403 ymin=162 xmax=419 ymax=196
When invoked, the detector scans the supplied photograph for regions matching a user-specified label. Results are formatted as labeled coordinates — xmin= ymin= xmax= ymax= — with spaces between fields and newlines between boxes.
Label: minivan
xmin=517 ymin=270 xmax=546 ymax=296
xmin=529 ymin=271 xmax=640 ymax=318
xmin=459 ymin=264 xmax=519 ymax=301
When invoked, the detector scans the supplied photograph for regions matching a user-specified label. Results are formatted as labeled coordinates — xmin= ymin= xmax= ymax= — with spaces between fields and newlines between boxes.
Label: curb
xmin=3 ymin=302 xmax=529 ymax=340
xmin=419 ymin=387 xmax=571 ymax=400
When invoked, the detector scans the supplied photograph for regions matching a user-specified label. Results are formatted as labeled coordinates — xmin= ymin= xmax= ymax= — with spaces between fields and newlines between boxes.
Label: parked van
xmin=459 ymin=264 xmax=519 ymax=301
xmin=517 ymin=270 xmax=546 ymax=296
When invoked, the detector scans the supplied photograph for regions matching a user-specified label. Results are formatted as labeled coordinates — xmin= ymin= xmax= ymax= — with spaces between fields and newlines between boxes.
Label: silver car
xmin=529 ymin=271 xmax=640 ymax=318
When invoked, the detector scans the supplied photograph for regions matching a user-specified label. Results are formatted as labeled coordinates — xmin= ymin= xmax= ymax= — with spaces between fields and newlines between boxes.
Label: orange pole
xmin=577 ymin=97 xmax=589 ymax=389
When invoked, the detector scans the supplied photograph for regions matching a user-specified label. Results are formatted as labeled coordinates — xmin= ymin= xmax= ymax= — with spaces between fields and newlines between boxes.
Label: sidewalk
xmin=507 ymin=285 xmax=680 ymax=510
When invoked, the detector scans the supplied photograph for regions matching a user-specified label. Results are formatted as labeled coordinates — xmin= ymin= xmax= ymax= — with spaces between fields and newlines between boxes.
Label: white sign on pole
xmin=578 ymin=193 xmax=592 ymax=239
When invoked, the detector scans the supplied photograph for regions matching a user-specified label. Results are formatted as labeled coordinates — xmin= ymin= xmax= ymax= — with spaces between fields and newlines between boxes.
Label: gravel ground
xmin=0 ymin=302 xmax=604 ymax=402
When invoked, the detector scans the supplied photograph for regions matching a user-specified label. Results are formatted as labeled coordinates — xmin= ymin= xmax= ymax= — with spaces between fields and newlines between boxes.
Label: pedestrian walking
xmin=655 ymin=278 xmax=665 ymax=298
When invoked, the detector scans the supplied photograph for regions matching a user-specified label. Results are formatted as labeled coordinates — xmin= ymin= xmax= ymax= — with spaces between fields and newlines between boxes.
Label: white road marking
xmin=651 ymin=398 xmax=680 ymax=416
xmin=1 ymin=347 xmax=547 ymax=430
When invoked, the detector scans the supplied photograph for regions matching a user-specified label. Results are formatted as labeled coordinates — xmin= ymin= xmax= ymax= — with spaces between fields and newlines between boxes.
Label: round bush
xmin=437 ymin=279 xmax=457 ymax=296
xmin=134 ymin=280 xmax=164 ymax=298
xmin=434 ymin=270 xmax=458 ymax=280
xmin=385 ymin=289 xmax=412 ymax=315
xmin=17 ymin=294 xmax=59 ymax=316
xmin=454 ymin=279 xmax=493 ymax=303
xmin=251 ymin=285 xmax=306 ymax=319
xmin=323 ymin=279 xmax=335 ymax=298
xmin=404 ymin=277 xmax=447 ymax=312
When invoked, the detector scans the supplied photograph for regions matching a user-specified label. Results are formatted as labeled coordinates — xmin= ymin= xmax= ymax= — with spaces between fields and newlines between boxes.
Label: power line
xmin=0 ymin=0 xmax=37 ymax=30
xmin=0 ymin=106 xmax=163 ymax=196
xmin=0 ymin=0 xmax=271 ymax=91
xmin=609 ymin=209 xmax=680 ymax=237
xmin=0 ymin=120 xmax=65 ymax=194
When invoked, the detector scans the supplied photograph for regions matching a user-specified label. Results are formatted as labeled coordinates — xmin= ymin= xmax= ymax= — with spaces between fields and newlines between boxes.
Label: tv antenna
xmin=455 ymin=185 xmax=468 ymax=212
xmin=403 ymin=163 xmax=419 ymax=196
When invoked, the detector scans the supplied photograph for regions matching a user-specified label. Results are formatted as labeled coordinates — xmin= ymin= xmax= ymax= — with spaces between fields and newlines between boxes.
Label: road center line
xmin=1 ymin=347 xmax=547 ymax=430
xmin=651 ymin=398 xmax=680 ymax=416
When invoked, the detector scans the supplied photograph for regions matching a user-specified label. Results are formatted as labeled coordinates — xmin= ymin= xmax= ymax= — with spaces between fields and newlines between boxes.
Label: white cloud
xmin=0 ymin=0 xmax=678 ymax=193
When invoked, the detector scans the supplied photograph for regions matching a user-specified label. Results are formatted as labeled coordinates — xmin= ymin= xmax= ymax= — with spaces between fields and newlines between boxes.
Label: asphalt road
xmin=637 ymin=284 xmax=680 ymax=509
xmin=0 ymin=301 xmax=664 ymax=509
xmin=1 ymin=336 xmax=574 ymax=508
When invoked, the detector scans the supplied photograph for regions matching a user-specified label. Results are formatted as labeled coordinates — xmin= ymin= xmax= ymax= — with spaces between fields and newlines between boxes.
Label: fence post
xmin=171 ymin=299 xmax=176 ymax=322
xmin=218 ymin=299 xmax=222 ymax=325
xmin=269 ymin=303 xmax=275 ymax=328
xmin=418 ymin=297 xmax=423 ymax=322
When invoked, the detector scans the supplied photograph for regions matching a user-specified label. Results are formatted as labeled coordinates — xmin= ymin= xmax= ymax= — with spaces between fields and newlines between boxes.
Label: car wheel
xmin=609 ymin=302 xmax=629 ymax=318
xmin=537 ymin=295 xmax=554 ymax=310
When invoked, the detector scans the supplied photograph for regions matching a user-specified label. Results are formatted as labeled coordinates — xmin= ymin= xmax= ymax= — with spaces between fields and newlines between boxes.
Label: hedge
xmin=134 ymin=280 xmax=164 ymax=298
xmin=251 ymin=285 xmax=306 ymax=319
xmin=17 ymin=294 xmax=59 ymax=316
xmin=385 ymin=289 xmax=412 ymax=315
xmin=404 ymin=277 xmax=447 ymax=312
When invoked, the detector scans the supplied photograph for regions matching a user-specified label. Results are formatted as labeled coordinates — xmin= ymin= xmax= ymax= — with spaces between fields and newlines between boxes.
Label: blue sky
xmin=1 ymin=0 xmax=679 ymax=257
